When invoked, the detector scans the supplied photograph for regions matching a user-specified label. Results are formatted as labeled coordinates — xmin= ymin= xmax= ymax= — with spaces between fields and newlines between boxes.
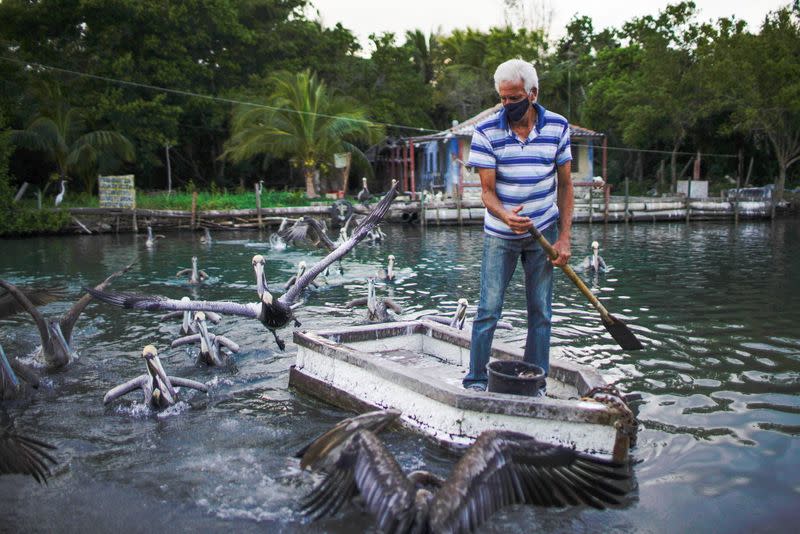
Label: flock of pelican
xmin=1 ymin=179 xmax=627 ymax=531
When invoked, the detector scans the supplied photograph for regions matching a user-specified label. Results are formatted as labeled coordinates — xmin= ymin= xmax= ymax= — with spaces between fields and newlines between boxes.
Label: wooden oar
xmin=528 ymin=225 xmax=643 ymax=350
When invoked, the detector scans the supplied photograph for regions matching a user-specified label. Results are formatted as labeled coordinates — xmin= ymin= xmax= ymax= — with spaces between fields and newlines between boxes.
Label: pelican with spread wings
xmin=297 ymin=410 xmax=631 ymax=534
xmin=0 ymin=260 xmax=135 ymax=369
xmin=84 ymin=182 xmax=399 ymax=350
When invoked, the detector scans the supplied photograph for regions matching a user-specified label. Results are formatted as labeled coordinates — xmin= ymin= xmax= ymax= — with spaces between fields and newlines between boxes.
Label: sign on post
xmin=99 ymin=175 xmax=136 ymax=208
xmin=333 ymin=152 xmax=352 ymax=194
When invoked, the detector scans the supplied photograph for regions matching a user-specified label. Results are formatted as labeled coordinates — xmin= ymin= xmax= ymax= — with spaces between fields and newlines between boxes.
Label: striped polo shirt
xmin=468 ymin=103 xmax=572 ymax=239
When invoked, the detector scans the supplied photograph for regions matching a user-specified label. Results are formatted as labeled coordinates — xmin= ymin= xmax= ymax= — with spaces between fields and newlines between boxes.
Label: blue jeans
xmin=463 ymin=224 xmax=556 ymax=387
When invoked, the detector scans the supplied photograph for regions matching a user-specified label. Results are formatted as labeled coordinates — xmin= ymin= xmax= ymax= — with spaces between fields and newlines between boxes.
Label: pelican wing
xmin=429 ymin=431 xmax=630 ymax=533
xmin=301 ymin=430 xmax=416 ymax=531
xmin=175 ymin=269 xmax=191 ymax=277
xmin=214 ymin=335 xmax=240 ymax=353
xmin=198 ymin=270 xmax=210 ymax=280
xmin=171 ymin=334 xmax=201 ymax=348
xmin=0 ymin=286 xmax=64 ymax=320
xmin=0 ymin=280 xmax=49 ymax=343
xmin=279 ymin=217 xmax=336 ymax=250
xmin=103 ymin=375 xmax=149 ymax=404
xmin=344 ymin=297 xmax=367 ymax=308
xmin=382 ymin=298 xmax=403 ymax=314
xmin=160 ymin=310 xmax=184 ymax=321
xmin=0 ymin=427 xmax=57 ymax=484
xmin=282 ymin=182 xmax=398 ymax=305
xmin=169 ymin=376 xmax=208 ymax=392
xmin=61 ymin=259 xmax=137 ymax=340
xmin=205 ymin=311 xmax=222 ymax=324
xmin=82 ymin=288 xmax=260 ymax=319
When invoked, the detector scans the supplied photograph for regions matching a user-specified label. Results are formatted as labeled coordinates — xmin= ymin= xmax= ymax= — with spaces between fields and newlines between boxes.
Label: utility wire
xmin=571 ymin=143 xmax=738 ymax=159
xmin=0 ymin=55 xmax=439 ymax=134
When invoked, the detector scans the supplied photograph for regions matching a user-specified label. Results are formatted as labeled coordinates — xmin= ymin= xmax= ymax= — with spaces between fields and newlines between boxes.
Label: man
xmin=463 ymin=59 xmax=573 ymax=392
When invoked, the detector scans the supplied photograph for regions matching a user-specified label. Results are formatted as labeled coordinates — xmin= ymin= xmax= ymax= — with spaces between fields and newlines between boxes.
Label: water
xmin=1 ymin=220 xmax=798 ymax=533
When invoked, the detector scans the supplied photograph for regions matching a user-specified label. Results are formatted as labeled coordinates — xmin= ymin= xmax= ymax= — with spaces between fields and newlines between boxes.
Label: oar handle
xmin=528 ymin=226 xmax=611 ymax=319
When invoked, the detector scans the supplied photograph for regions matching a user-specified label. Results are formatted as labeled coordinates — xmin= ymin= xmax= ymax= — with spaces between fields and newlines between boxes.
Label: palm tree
xmin=11 ymin=87 xmax=135 ymax=195
xmin=224 ymin=70 xmax=383 ymax=198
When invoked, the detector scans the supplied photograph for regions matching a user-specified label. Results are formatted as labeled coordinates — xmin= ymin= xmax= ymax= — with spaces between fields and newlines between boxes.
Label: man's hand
xmin=550 ymin=236 xmax=571 ymax=267
xmin=504 ymin=205 xmax=533 ymax=234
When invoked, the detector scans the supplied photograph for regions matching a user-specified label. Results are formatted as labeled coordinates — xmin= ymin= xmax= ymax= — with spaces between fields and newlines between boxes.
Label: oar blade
xmin=602 ymin=314 xmax=643 ymax=350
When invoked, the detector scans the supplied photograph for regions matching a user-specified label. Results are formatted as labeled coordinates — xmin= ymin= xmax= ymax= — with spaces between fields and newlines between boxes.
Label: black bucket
xmin=487 ymin=360 xmax=545 ymax=396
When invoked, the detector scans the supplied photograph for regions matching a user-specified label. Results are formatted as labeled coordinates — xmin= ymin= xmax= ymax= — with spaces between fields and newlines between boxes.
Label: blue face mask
xmin=504 ymin=96 xmax=530 ymax=123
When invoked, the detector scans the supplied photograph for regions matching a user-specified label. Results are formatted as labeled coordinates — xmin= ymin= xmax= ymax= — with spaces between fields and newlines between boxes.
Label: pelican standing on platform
xmin=0 ymin=261 xmax=135 ymax=370
xmin=145 ymin=226 xmax=165 ymax=248
xmin=345 ymin=278 xmax=402 ymax=323
xmin=85 ymin=182 xmax=400 ymax=350
xmin=171 ymin=312 xmax=240 ymax=367
xmin=103 ymin=345 xmax=208 ymax=409
xmin=176 ymin=256 xmax=209 ymax=285
xmin=297 ymin=410 xmax=630 ymax=534
xmin=423 ymin=298 xmax=513 ymax=331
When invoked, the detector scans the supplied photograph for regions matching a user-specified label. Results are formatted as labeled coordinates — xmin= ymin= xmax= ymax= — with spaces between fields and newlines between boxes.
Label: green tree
xmin=224 ymin=70 xmax=383 ymax=197
xmin=702 ymin=6 xmax=800 ymax=201
xmin=11 ymin=85 xmax=135 ymax=193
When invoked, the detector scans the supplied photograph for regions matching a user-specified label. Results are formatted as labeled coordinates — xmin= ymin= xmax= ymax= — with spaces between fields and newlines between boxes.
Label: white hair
xmin=493 ymin=59 xmax=539 ymax=93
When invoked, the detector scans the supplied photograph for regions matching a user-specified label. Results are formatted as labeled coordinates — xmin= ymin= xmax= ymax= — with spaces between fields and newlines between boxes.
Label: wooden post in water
xmin=735 ymin=149 xmax=743 ymax=225
xmin=588 ymin=184 xmax=594 ymax=225
xmin=254 ymin=182 xmax=263 ymax=230
xmin=603 ymin=183 xmax=610 ymax=223
xmin=191 ymin=191 xmax=198 ymax=230
xmin=624 ymin=177 xmax=629 ymax=224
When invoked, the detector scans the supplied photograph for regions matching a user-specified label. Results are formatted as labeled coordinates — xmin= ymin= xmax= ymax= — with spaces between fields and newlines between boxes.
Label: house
xmin=374 ymin=104 xmax=606 ymax=198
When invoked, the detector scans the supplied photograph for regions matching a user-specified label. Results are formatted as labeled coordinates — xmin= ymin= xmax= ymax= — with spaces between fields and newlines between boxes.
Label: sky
xmin=310 ymin=0 xmax=790 ymax=54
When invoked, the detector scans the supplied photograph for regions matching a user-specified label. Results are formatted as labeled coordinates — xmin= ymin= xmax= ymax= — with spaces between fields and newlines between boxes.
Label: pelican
xmin=0 ymin=261 xmax=134 ymax=369
xmin=0 ymin=286 xmax=64 ymax=319
xmin=171 ymin=312 xmax=239 ymax=366
xmin=334 ymin=226 xmax=349 ymax=247
xmin=54 ymin=180 xmax=66 ymax=206
xmin=269 ymin=218 xmax=290 ymax=251
xmin=345 ymin=213 xmax=385 ymax=246
xmin=579 ymin=241 xmax=608 ymax=273
xmin=280 ymin=217 xmax=336 ymax=251
xmin=200 ymin=228 xmax=212 ymax=245
xmin=376 ymin=255 xmax=396 ymax=281
xmin=423 ymin=298 xmax=513 ymax=331
xmin=357 ymin=177 xmax=371 ymax=206
xmin=0 ymin=421 xmax=57 ymax=484
xmin=1 ymin=341 xmax=41 ymax=399
xmin=345 ymin=278 xmax=402 ymax=323
xmin=159 ymin=296 xmax=221 ymax=336
xmin=284 ymin=261 xmax=320 ymax=292
xmin=84 ymin=181 xmax=400 ymax=350
xmin=103 ymin=345 xmax=208 ymax=410
xmin=176 ymin=256 xmax=209 ymax=285
xmin=145 ymin=226 xmax=165 ymax=248
xmin=298 ymin=410 xmax=630 ymax=534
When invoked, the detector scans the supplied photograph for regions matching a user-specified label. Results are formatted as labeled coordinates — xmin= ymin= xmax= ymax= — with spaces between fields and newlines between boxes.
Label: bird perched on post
xmin=296 ymin=410 xmax=631 ymax=534
xmin=357 ymin=177 xmax=371 ymax=206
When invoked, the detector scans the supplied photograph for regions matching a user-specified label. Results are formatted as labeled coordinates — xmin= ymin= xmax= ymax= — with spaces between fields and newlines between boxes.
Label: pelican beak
xmin=252 ymin=255 xmax=269 ymax=298
xmin=456 ymin=299 xmax=468 ymax=321
xmin=195 ymin=313 xmax=212 ymax=353
xmin=0 ymin=342 xmax=20 ymax=389
xmin=143 ymin=346 xmax=177 ymax=401
xmin=49 ymin=321 xmax=75 ymax=361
